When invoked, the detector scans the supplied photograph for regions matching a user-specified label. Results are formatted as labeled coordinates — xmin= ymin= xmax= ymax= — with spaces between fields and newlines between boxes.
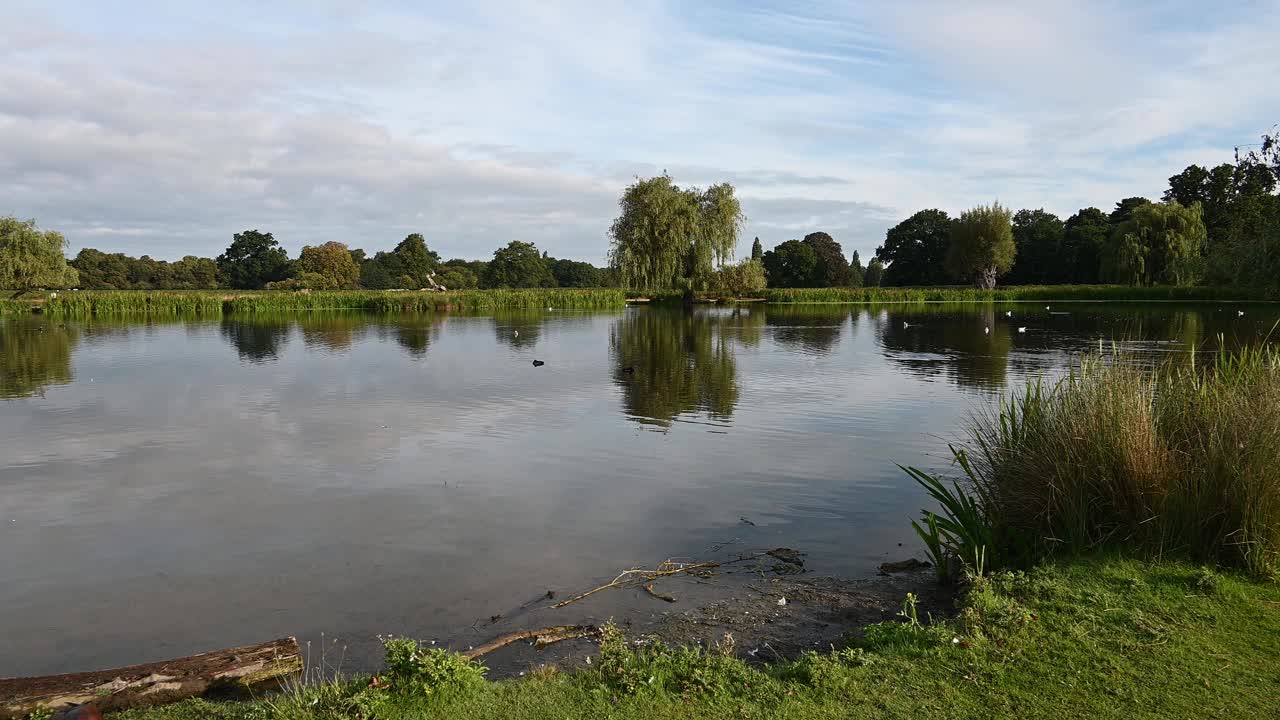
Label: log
xmin=461 ymin=625 xmax=598 ymax=659
xmin=0 ymin=637 xmax=302 ymax=719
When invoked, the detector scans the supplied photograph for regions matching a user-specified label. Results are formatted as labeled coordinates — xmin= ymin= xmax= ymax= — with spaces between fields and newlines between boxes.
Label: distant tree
xmin=361 ymin=234 xmax=441 ymax=289
xmin=298 ymin=241 xmax=361 ymax=289
xmin=848 ymin=250 xmax=865 ymax=288
xmin=483 ymin=241 xmax=556 ymax=288
xmin=549 ymin=258 xmax=602 ymax=287
xmin=216 ymin=229 xmax=289 ymax=289
xmin=171 ymin=256 xmax=220 ymax=288
xmin=1006 ymin=209 xmax=1065 ymax=284
xmin=711 ymin=258 xmax=767 ymax=297
xmin=608 ymin=175 xmax=743 ymax=290
xmin=761 ymin=240 xmax=818 ymax=288
xmin=1235 ymin=125 xmax=1280 ymax=187
xmin=864 ymin=257 xmax=885 ymax=287
xmin=433 ymin=265 xmax=479 ymax=290
xmin=1108 ymin=197 xmax=1151 ymax=225
xmin=1103 ymin=201 xmax=1205 ymax=286
xmin=947 ymin=203 xmax=1016 ymax=289
xmin=751 ymin=236 xmax=763 ymax=261
xmin=876 ymin=209 xmax=952 ymax=286
xmin=802 ymin=232 xmax=852 ymax=287
xmin=348 ymin=248 xmax=367 ymax=265
xmin=0 ymin=217 xmax=79 ymax=295
xmin=1211 ymin=193 xmax=1280 ymax=287
xmin=1062 ymin=208 xmax=1110 ymax=284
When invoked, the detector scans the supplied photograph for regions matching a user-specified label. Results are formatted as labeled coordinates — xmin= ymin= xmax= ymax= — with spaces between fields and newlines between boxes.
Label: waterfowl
xmin=1017 ymin=327 xmax=1027 ymax=333
xmin=532 ymin=360 xmax=545 ymax=367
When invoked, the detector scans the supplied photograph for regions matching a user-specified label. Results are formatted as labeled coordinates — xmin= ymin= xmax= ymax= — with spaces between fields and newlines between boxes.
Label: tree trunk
xmin=974 ymin=267 xmax=998 ymax=290
xmin=0 ymin=638 xmax=302 ymax=719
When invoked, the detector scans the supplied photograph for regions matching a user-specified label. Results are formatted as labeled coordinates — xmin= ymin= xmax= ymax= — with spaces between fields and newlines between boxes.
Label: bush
xmin=710 ymin=259 xmax=766 ymax=297
xmin=379 ymin=637 xmax=487 ymax=698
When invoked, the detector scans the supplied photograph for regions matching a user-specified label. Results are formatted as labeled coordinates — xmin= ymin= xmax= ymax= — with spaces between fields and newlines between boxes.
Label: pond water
xmin=1 ymin=302 xmax=1276 ymax=676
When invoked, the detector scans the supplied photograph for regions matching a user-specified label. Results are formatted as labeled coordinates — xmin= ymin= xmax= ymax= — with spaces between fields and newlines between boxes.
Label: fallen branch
xmin=461 ymin=626 xmax=597 ymax=659
xmin=643 ymin=584 xmax=676 ymax=603
xmin=551 ymin=551 xmax=779 ymax=609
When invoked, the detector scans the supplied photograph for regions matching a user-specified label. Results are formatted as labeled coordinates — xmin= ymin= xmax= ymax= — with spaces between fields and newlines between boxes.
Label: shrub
xmin=379 ymin=637 xmax=487 ymax=698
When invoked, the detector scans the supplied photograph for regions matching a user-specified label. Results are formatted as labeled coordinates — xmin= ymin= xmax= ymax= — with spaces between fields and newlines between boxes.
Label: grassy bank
xmin=762 ymin=284 xmax=1280 ymax=304
xmin=111 ymin=556 xmax=1279 ymax=720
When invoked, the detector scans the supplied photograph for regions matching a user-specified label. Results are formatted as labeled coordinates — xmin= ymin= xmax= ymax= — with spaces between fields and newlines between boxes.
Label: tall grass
xmin=923 ymin=344 xmax=1280 ymax=577
xmin=765 ymin=284 xmax=1280 ymax=304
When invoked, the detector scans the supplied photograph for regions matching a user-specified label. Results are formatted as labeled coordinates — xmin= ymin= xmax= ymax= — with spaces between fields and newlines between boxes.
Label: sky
xmin=3 ymin=0 xmax=1279 ymax=265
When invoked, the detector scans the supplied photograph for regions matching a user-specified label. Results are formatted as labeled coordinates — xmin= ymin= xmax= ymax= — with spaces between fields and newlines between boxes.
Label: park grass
xmin=762 ymin=284 xmax=1280 ymax=304
xmin=112 ymin=555 xmax=1280 ymax=720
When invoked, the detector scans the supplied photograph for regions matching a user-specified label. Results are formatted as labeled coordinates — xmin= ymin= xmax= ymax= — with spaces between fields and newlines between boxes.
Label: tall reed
xmin=764 ymin=285 xmax=1280 ymax=304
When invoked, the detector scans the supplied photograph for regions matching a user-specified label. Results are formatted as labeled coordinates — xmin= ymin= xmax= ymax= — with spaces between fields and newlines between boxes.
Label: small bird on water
xmin=532 ymin=359 xmax=545 ymax=367
xmin=513 ymin=330 xmax=519 ymax=337
xmin=1238 ymin=310 xmax=1245 ymax=317
xmin=1017 ymin=327 xmax=1027 ymax=333
xmin=984 ymin=326 xmax=990 ymax=334
xmin=1005 ymin=310 xmax=1012 ymax=317
xmin=902 ymin=321 xmax=910 ymax=329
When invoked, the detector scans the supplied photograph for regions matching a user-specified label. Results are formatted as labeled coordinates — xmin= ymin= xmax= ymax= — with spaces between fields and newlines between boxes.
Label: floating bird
xmin=1017 ymin=327 xmax=1027 ymax=333
xmin=1238 ymin=310 xmax=1245 ymax=317
xmin=1045 ymin=305 xmax=1050 ymax=311
xmin=546 ymin=306 xmax=552 ymax=311
xmin=1005 ymin=311 xmax=1012 ymax=317
xmin=513 ymin=330 xmax=518 ymax=337
xmin=532 ymin=359 xmax=545 ymax=367
xmin=902 ymin=321 xmax=910 ymax=329
xmin=621 ymin=366 xmax=635 ymax=374
xmin=984 ymin=326 xmax=990 ymax=334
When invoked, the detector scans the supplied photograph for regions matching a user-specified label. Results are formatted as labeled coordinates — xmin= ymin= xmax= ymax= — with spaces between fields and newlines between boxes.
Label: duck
xmin=1017 ymin=327 xmax=1027 ymax=333
xmin=513 ymin=330 xmax=519 ymax=337
xmin=902 ymin=321 xmax=910 ymax=329
xmin=532 ymin=360 xmax=545 ymax=367
xmin=1005 ymin=310 xmax=1012 ymax=317
xmin=1238 ymin=310 xmax=1245 ymax=317
xmin=984 ymin=326 xmax=990 ymax=334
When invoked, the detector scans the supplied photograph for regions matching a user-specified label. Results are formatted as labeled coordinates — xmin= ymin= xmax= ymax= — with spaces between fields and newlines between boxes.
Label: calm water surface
xmin=1 ymin=302 xmax=1276 ymax=675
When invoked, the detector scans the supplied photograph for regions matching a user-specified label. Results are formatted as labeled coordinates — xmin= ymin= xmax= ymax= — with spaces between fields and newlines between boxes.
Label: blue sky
xmin=3 ymin=0 xmax=1279 ymax=264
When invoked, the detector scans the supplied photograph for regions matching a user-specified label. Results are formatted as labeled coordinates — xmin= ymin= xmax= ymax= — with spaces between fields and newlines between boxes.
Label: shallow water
xmin=1 ymin=302 xmax=1276 ymax=675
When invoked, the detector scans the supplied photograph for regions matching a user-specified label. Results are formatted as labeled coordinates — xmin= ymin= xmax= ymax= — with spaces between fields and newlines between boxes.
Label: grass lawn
xmin=111 ymin=555 xmax=1279 ymax=720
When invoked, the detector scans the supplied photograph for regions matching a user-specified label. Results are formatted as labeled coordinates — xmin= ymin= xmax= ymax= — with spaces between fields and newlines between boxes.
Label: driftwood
xmin=643 ymin=584 xmax=676 ymax=603
xmin=551 ymin=551 xmax=783 ymax=610
xmin=461 ymin=626 xmax=598 ymax=659
xmin=0 ymin=637 xmax=302 ymax=719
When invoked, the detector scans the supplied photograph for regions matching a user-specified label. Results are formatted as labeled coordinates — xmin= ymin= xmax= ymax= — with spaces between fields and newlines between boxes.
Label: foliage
xmin=875 ymin=209 xmax=952 ymax=286
xmin=380 ymin=637 xmax=487 ymax=698
xmin=848 ymin=250 xmax=865 ymax=288
xmin=595 ymin=622 xmax=757 ymax=699
xmin=760 ymin=239 xmax=817 ymax=288
xmin=1005 ymin=209 xmax=1064 ymax=285
xmin=482 ymin=241 xmax=556 ymax=288
xmin=297 ymin=241 xmax=361 ymax=289
xmin=72 ymin=249 xmax=219 ymax=290
xmin=216 ymin=230 xmax=290 ymax=289
xmin=904 ymin=460 xmax=995 ymax=580
xmin=750 ymin=236 xmax=763 ymax=261
xmin=1103 ymin=201 xmax=1206 ymax=286
xmin=0 ymin=321 xmax=78 ymax=399
xmin=361 ymin=234 xmax=441 ymax=289
xmin=863 ymin=256 xmax=885 ymax=287
xmin=608 ymin=174 xmax=743 ymax=290
xmin=548 ymin=258 xmax=603 ymax=288
xmin=1061 ymin=208 xmax=1109 ymax=285
xmin=709 ymin=258 xmax=766 ymax=297
xmin=802 ymin=231 xmax=852 ymax=287
xmin=946 ymin=203 xmax=1016 ymax=289
xmin=0 ymin=216 xmax=79 ymax=293
xmin=1109 ymin=196 xmax=1151 ymax=225
xmin=433 ymin=265 xmax=479 ymax=290
xmin=1210 ymin=193 xmax=1280 ymax=287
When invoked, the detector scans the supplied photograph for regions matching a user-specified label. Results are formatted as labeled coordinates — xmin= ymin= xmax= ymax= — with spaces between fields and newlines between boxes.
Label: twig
xmin=461 ymin=625 xmax=598 ymax=659
xmin=643 ymin=584 xmax=676 ymax=603
xmin=549 ymin=551 xmax=773 ymax=609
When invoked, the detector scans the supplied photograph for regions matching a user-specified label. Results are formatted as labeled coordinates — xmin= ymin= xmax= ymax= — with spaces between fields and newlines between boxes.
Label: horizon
xmin=3 ymin=0 xmax=1278 ymax=264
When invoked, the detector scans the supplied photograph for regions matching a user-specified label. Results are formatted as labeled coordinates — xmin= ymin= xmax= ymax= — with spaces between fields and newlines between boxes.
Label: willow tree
xmin=1103 ymin=201 xmax=1205 ymax=286
xmin=608 ymin=175 xmax=743 ymax=291
xmin=0 ymin=217 xmax=79 ymax=296
xmin=946 ymin=203 xmax=1015 ymax=289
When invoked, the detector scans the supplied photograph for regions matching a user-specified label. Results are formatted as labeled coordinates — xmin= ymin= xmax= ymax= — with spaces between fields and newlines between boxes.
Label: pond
xmin=1 ymin=302 xmax=1276 ymax=676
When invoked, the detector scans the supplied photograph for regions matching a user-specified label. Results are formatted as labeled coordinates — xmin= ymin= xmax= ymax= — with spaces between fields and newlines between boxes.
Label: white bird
xmin=1017 ymin=327 xmax=1027 ymax=333
xmin=902 ymin=321 xmax=910 ymax=329
xmin=1238 ymin=310 xmax=1245 ymax=317
xmin=984 ymin=326 xmax=990 ymax=334
xmin=50 ymin=292 xmax=57 ymax=298
xmin=1005 ymin=310 xmax=1012 ymax=317
xmin=547 ymin=306 xmax=552 ymax=311
xmin=513 ymin=330 xmax=519 ymax=337
xmin=1045 ymin=305 xmax=1050 ymax=311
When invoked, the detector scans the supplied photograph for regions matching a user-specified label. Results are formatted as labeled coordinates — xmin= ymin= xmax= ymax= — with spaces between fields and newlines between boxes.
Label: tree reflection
xmin=221 ymin=318 xmax=291 ymax=363
xmin=493 ymin=311 xmax=545 ymax=349
xmin=299 ymin=314 xmax=364 ymax=352
xmin=390 ymin=316 xmax=442 ymax=359
xmin=0 ymin=321 xmax=78 ymax=399
xmin=875 ymin=306 xmax=1011 ymax=390
xmin=765 ymin=306 xmax=846 ymax=355
xmin=610 ymin=308 xmax=740 ymax=428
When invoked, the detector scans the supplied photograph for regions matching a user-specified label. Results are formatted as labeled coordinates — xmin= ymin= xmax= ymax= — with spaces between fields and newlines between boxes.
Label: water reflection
xmin=386 ymin=317 xmax=442 ymax=359
xmin=874 ymin=306 xmax=1012 ymax=391
xmin=0 ymin=321 xmax=78 ymax=398
xmin=299 ymin=314 xmax=365 ymax=353
xmin=765 ymin=306 xmax=846 ymax=355
xmin=610 ymin=309 xmax=741 ymax=428
xmin=220 ymin=318 xmax=291 ymax=363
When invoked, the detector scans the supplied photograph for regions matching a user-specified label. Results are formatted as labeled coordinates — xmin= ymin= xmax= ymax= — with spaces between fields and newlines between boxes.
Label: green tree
xmin=710 ymin=258 xmax=766 ymax=297
xmin=802 ymin=232 xmax=852 ymax=287
xmin=361 ymin=234 xmax=441 ymax=289
xmin=1211 ymin=193 xmax=1280 ymax=287
xmin=0 ymin=217 xmax=79 ymax=295
xmin=0 ymin=321 xmax=78 ymax=398
xmin=1103 ymin=201 xmax=1206 ymax=286
xmin=1005 ymin=209 xmax=1065 ymax=284
xmin=1062 ymin=208 xmax=1109 ymax=284
xmin=848 ymin=250 xmax=865 ymax=288
xmin=483 ymin=241 xmax=556 ymax=288
xmin=608 ymin=175 xmax=743 ymax=291
xmin=751 ymin=236 xmax=763 ymax=261
xmin=761 ymin=240 xmax=818 ymax=288
xmin=298 ymin=241 xmax=361 ymax=289
xmin=1109 ymin=197 xmax=1151 ymax=225
xmin=216 ymin=229 xmax=289 ymax=289
xmin=549 ymin=258 xmax=603 ymax=287
xmin=875 ymin=209 xmax=952 ymax=286
xmin=434 ymin=265 xmax=479 ymax=290
xmin=864 ymin=257 xmax=885 ymax=287
xmin=947 ymin=203 xmax=1016 ymax=289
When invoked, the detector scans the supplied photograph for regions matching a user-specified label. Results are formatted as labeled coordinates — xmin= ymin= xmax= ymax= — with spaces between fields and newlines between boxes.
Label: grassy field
xmin=110 ymin=555 xmax=1280 ymax=720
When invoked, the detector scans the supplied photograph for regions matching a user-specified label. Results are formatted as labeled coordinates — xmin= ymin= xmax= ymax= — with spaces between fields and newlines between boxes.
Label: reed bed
xmin=763 ymin=285 xmax=1280 ymax=304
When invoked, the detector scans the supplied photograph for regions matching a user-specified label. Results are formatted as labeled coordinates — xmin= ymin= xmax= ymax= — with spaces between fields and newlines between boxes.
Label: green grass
xmin=110 ymin=555 xmax=1280 ymax=720
xmin=762 ymin=284 xmax=1280 ymax=304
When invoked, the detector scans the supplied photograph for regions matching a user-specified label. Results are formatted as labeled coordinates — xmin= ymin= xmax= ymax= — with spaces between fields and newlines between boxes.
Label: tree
xmin=751 ymin=237 xmax=763 ymax=261
xmin=1062 ymin=208 xmax=1109 ymax=284
xmin=802 ymin=232 xmax=852 ymax=287
xmin=1006 ymin=209 xmax=1065 ymax=284
xmin=216 ymin=230 xmax=289 ymax=289
xmin=361 ymin=234 xmax=441 ymax=289
xmin=876 ymin=209 xmax=952 ymax=286
xmin=864 ymin=257 xmax=885 ymax=287
xmin=608 ymin=175 xmax=743 ymax=291
xmin=298 ymin=241 xmax=361 ymax=289
xmin=710 ymin=259 xmax=766 ymax=297
xmin=0 ymin=217 xmax=79 ymax=295
xmin=761 ymin=240 xmax=817 ymax=288
xmin=483 ymin=241 xmax=556 ymax=288
xmin=434 ymin=265 xmax=479 ymax=290
xmin=549 ymin=258 xmax=603 ymax=287
xmin=947 ymin=203 xmax=1016 ymax=289
xmin=1109 ymin=197 xmax=1150 ymax=225
xmin=848 ymin=250 xmax=865 ymax=288
xmin=1103 ymin=201 xmax=1206 ymax=286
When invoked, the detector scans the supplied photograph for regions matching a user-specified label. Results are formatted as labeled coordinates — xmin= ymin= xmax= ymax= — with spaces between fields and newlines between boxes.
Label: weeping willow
xmin=609 ymin=175 xmax=744 ymax=291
